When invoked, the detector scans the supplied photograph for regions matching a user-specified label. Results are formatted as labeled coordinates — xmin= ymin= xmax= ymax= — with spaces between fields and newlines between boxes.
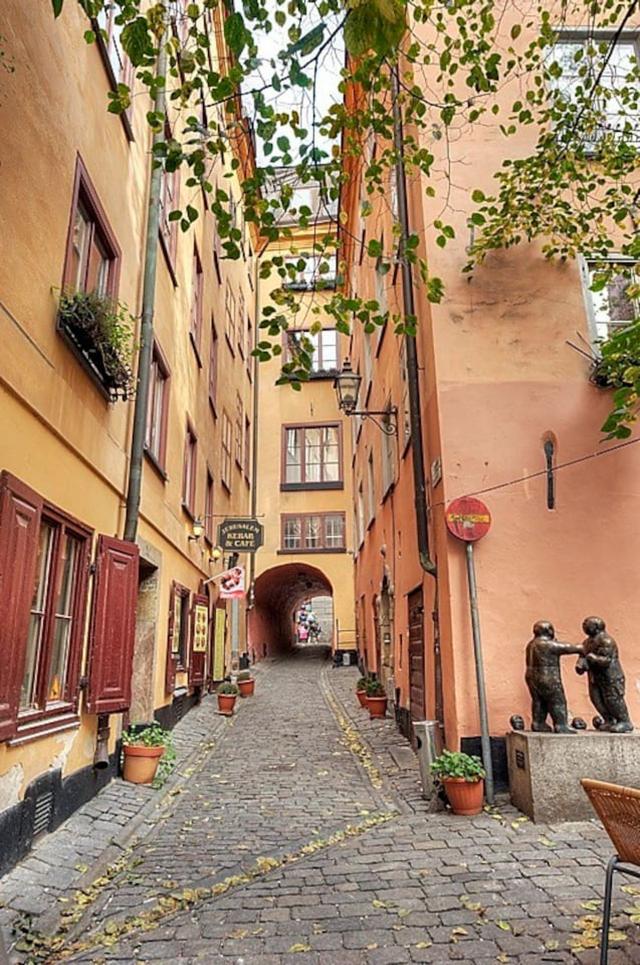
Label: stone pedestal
xmin=507 ymin=731 xmax=640 ymax=823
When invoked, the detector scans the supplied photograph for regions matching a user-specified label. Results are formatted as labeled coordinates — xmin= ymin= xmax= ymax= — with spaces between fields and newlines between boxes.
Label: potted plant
xmin=217 ymin=682 xmax=239 ymax=716
xmin=121 ymin=722 xmax=170 ymax=785
xmin=356 ymin=677 xmax=369 ymax=709
xmin=57 ymin=289 xmax=134 ymax=401
xmin=237 ymin=670 xmax=255 ymax=697
xmin=430 ymin=750 xmax=486 ymax=816
xmin=365 ymin=679 xmax=388 ymax=719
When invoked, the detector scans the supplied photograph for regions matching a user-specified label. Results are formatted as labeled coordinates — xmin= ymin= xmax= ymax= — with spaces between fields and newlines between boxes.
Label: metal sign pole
xmin=464 ymin=541 xmax=494 ymax=804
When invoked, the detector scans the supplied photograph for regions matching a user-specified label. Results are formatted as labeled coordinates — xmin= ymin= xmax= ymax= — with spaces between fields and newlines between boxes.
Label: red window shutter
xmin=85 ymin=535 xmax=139 ymax=714
xmin=189 ymin=593 xmax=208 ymax=689
xmin=165 ymin=581 xmax=178 ymax=694
xmin=0 ymin=473 xmax=43 ymax=741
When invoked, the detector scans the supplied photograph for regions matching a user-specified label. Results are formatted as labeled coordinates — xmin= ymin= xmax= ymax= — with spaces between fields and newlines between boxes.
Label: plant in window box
xmin=217 ymin=681 xmax=239 ymax=716
xmin=430 ymin=750 xmax=486 ymax=816
xmin=365 ymin=678 xmax=388 ymax=719
xmin=356 ymin=676 xmax=370 ymax=709
xmin=236 ymin=669 xmax=255 ymax=697
xmin=121 ymin=722 xmax=171 ymax=785
xmin=57 ymin=289 xmax=134 ymax=401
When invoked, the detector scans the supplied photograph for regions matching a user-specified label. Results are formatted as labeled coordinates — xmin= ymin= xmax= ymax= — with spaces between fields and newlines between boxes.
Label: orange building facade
xmin=0 ymin=0 xmax=255 ymax=872
xmin=342 ymin=38 xmax=640 ymax=782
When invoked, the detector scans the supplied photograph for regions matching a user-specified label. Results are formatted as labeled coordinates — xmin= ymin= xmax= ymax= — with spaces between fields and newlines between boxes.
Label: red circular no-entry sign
xmin=445 ymin=496 xmax=492 ymax=542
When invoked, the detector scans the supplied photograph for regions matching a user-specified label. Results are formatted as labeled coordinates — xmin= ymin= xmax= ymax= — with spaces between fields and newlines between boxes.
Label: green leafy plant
xmin=57 ymin=289 xmax=134 ymax=399
xmin=592 ymin=321 xmax=640 ymax=438
xmin=121 ymin=721 xmax=170 ymax=747
xmin=430 ymin=750 xmax=486 ymax=783
xmin=152 ymin=740 xmax=176 ymax=789
xmin=217 ymin=682 xmax=239 ymax=696
xmin=356 ymin=676 xmax=369 ymax=691
xmin=365 ymin=679 xmax=386 ymax=698
xmin=237 ymin=670 xmax=253 ymax=681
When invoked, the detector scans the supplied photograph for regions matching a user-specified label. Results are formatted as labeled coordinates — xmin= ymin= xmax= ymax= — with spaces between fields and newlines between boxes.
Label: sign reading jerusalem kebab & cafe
xmin=217 ymin=518 xmax=264 ymax=552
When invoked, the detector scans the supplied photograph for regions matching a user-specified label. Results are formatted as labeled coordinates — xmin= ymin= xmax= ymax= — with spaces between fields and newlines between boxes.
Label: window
xmin=283 ymin=253 xmax=337 ymax=290
xmin=366 ymin=451 xmax=375 ymax=524
xmin=235 ymin=393 xmax=243 ymax=468
xmin=205 ymin=470 xmax=214 ymax=543
xmin=172 ymin=583 xmax=190 ymax=669
xmin=63 ymin=159 xmax=119 ymax=298
xmin=286 ymin=329 xmax=338 ymax=374
xmin=225 ymin=282 xmax=236 ymax=349
xmin=583 ymin=259 xmax=639 ymax=341
xmin=381 ymin=403 xmax=396 ymax=496
xmin=190 ymin=244 xmax=203 ymax=355
xmin=282 ymin=424 xmax=342 ymax=489
xmin=549 ymin=37 xmax=639 ymax=146
xmin=158 ymin=124 xmax=179 ymax=273
xmin=238 ymin=291 xmax=245 ymax=355
xmin=244 ymin=415 xmax=251 ymax=479
xmin=399 ymin=342 xmax=411 ymax=450
xmin=145 ymin=341 xmax=170 ymax=472
xmin=221 ymin=411 xmax=232 ymax=491
xmin=356 ymin=482 xmax=365 ymax=548
xmin=281 ymin=513 xmax=346 ymax=552
xmin=246 ymin=314 xmax=253 ymax=375
xmin=182 ymin=423 xmax=197 ymax=515
xmin=209 ymin=319 xmax=219 ymax=414
xmin=20 ymin=518 xmax=88 ymax=718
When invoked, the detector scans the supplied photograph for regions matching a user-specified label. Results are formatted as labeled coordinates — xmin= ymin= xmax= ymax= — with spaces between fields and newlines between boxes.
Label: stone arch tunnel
xmin=248 ymin=562 xmax=333 ymax=659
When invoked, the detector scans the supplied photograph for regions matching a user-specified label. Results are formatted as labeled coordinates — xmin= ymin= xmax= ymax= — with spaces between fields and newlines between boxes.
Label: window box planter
xmin=57 ymin=290 xmax=134 ymax=402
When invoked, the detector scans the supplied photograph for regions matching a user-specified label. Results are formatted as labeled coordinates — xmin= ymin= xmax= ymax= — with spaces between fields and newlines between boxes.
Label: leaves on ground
xmin=289 ymin=942 xmax=311 ymax=952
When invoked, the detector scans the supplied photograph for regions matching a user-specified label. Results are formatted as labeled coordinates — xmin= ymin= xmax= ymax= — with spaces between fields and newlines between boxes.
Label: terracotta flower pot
xmin=238 ymin=678 xmax=255 ymax=697
xmin=218 ymin=693 xmax=237 ymax=716
xmin=367 ymin=695 xmax=388 ymax=719
xmin=443 ymin=777 xmax=484 ymax=816
xmin=122 ymin=744 xmax=164 ymax=785
xmin=356 ymin=689 xmax=368 ymax=708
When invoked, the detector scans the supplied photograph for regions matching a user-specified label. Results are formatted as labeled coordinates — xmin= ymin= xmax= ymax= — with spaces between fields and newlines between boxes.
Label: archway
xmin=249 ymin=562 xmax=333 ymax=660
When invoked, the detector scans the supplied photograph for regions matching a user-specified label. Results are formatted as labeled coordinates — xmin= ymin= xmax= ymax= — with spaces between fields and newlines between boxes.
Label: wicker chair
xmin=581 ymin=778 xmax=640 ymax=964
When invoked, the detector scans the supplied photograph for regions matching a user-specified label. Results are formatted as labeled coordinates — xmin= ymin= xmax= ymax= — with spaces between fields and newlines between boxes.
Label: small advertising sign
xmin=217 ymin=565 xmax=246 ymax=600
xmin=192 ymin=602 xmax=208 ymax=653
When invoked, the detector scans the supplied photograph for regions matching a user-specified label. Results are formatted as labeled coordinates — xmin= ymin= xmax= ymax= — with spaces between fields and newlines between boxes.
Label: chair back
xmin=582 ymin=778 xmax=640 ymax=866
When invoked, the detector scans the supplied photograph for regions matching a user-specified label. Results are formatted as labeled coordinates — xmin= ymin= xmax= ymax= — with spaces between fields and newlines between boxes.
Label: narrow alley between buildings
xmin=1 ymin=650 xmax=635 ymax=965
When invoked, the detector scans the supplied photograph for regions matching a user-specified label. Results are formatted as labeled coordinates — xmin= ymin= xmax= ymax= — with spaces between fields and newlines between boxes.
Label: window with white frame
xmin=583 ymin=258 xmax=639 ymax=341
xmin=286 ymin=329 xmax=338 ymax=373
xmin=548 ymin=37 xmax=640 ymax=145
xmin=282 ymin=253 xmax=337 ymax=290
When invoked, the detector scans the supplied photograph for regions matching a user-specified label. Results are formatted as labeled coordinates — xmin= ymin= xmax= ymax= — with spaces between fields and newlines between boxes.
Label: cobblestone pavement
xmin=3 ymin=646 xmax=640 ymax=964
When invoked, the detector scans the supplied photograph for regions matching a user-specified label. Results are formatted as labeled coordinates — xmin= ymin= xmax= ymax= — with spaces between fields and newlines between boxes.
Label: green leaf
xmin=510 ymin=24 xmax=522 ymax=40
xmin=121 ymin=17 xmax=152 ymax=67
xmin=471 ymin=189 xmax=485 ymax=203
xmin=224 ymin=12 xmax=247 ymax=56
xmin=51 ymin=0 xmax=64 ymax=17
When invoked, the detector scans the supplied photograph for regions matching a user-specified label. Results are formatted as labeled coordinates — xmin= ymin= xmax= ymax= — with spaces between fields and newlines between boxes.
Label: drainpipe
xmin=123 ymin=35 xmax=167 ymax=542
xmin=391 ymin=67 xmax=436 ymax=576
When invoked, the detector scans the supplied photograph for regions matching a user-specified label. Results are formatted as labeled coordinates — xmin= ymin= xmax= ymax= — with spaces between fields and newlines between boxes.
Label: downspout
xmin=123 ymin=35 xmax=167 ymax=542
xmin=391 ymin=67 xmax=436 ymax=576
xmin=247 ymin=248 xmax=261 ymax=610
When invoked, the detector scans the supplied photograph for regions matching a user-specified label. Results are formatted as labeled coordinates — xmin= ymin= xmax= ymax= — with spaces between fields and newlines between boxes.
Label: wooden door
xmin=408 ymin=588 xmax=425 ymax=729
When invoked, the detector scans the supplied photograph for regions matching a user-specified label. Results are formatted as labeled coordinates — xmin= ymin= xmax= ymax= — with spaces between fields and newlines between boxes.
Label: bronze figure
xmin=525 ymin=621 xmax=583 ymax=733
xmin=576 ymin=617 xmax=633 ymax=733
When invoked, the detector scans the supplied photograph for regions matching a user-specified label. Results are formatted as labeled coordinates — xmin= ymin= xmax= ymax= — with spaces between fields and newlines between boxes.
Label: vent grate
xmin=32 ymin=789 xmax=54 ymax=838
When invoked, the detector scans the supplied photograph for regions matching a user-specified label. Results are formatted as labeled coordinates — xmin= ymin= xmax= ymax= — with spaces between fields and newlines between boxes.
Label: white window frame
xmin=580 ymin=254 xmax=640 ymax=345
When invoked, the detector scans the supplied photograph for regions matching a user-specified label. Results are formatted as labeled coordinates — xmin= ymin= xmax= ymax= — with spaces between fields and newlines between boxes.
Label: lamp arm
xmin=351 ymin=408 xmax=398 ymax=435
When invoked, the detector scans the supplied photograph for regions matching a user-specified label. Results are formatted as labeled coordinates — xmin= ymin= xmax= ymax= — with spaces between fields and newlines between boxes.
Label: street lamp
xmin=333 ymin=358 xmax=362 ymax=415
xmin=189 ymin=518 xmax=205 ymax=541
xmin=333 ymin=357 xmax=398 ymax=435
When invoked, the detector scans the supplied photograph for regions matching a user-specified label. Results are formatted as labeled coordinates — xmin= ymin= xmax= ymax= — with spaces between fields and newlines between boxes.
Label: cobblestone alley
xmin=2 ymin=647 xmax=639 ymax=964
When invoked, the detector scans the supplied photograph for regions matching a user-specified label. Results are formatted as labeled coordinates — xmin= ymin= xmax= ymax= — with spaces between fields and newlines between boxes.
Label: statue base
xmin=507 ymin=730 xmax=640 ymax=823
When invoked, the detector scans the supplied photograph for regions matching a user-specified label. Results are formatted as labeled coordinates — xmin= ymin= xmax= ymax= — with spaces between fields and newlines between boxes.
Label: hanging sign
xmin=216 ymin=565 xmax=246 ymax=599
xmin=192 ymin=602 xmax=209 ymax=653
xmin=218 ymin=518 xmax=264 ymax=552
xmin=445 ymin=496 xmax=492 ymax=542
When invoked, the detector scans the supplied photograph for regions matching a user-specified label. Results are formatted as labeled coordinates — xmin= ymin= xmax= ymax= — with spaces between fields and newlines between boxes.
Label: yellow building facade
xmin=249 ymin=217 xmax=356 ymax=659
xmin=0 ymin=0 xmax=254 ymax=872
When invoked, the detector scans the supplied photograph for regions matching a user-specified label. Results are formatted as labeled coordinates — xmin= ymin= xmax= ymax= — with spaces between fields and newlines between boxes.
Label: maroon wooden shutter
xmin=85 ymin=535 xmax=139 ymax=714
xmin=189 ymin=593 xmax=208 ymax=689
xmin=165 ymin=581 xmax=178 ymax=694
xmin=0 ymin=473 xmax=42 ymax=741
